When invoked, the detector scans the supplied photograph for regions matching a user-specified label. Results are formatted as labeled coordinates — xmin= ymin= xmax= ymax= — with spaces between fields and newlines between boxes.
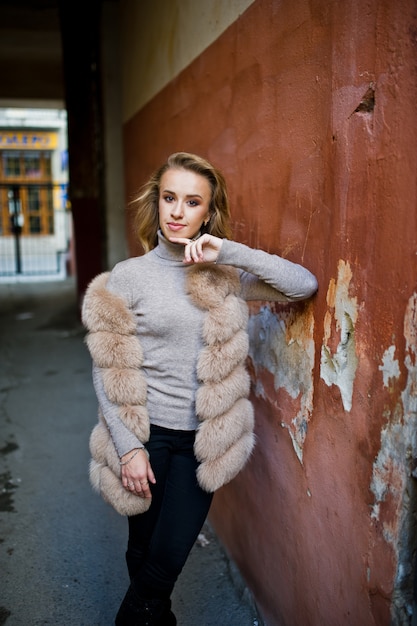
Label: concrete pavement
xmin=0 ymin=278 xmax=260 ymax=626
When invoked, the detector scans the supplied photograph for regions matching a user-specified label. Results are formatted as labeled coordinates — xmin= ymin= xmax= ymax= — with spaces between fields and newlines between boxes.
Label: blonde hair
xmin=133 ymin=152 xmax=233 ymax=252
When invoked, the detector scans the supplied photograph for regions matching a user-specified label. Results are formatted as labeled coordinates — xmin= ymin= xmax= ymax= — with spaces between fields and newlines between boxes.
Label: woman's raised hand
xmin=170 ymin=234 xmax=223 ymax=264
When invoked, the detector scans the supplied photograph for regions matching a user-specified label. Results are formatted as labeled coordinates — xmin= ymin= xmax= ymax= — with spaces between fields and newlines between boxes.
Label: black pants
xmin=126 ymin=424 xmax=213 ymax=599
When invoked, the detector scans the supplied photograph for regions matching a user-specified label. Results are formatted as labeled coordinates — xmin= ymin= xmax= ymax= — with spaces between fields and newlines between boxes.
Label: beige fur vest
xmin=82 ymin=264 xmax=255 ymax=516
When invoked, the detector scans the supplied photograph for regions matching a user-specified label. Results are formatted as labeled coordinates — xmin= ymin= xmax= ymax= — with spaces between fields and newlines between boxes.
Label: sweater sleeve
xmin=83 ymin=267 xmax=147 ymax=458
xmin=92 ymin=364 xmax=144 ymax=458
xmin=216 ymin=239 xmax=318 ymax=302
xmin=92 ymin=264 xmax=144 ymax=457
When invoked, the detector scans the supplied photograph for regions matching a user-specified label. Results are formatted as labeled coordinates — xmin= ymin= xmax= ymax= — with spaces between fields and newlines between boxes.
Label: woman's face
xmin=158 ymin=168 xmax=211 ymax=241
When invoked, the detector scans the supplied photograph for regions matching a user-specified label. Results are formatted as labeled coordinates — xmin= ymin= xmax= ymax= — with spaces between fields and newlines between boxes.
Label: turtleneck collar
xmin=153 ymin=230 xmax=200 ymax=264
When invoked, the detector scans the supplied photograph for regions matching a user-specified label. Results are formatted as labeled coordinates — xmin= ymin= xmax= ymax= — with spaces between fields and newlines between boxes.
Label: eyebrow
xmin=162 ymin=188 xmax=204 ymax=199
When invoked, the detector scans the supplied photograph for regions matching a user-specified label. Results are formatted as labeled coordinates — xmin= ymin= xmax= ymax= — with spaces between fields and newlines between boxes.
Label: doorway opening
xmin=0 ymin=107 xmax=70 ymax=282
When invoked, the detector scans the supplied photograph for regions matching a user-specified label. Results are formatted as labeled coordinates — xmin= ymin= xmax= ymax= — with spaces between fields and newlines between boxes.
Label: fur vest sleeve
xmin=82 ymin=265 xmax=255 ymax=516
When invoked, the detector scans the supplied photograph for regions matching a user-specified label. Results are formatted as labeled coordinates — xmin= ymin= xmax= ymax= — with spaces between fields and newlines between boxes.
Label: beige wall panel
xmin=120 ymin=0 xmax=255 ymax=122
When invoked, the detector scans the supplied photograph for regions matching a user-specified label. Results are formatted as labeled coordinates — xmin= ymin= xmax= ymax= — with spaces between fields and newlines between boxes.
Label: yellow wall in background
xmin=120 ymin=0 xmax=255 ymax=122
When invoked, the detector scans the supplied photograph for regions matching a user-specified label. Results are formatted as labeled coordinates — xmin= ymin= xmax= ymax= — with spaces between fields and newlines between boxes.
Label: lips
xmin=167 ymin=223 xmax=185 ymax=231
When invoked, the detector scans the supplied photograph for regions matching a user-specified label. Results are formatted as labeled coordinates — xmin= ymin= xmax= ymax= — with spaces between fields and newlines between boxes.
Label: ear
xmin=203 ymin=214 xmax=210 ymax=226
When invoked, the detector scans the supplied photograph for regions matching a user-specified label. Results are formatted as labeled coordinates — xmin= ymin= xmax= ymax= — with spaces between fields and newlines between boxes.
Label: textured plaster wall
xmin=120 ymin=0 xmax=417 ymax=624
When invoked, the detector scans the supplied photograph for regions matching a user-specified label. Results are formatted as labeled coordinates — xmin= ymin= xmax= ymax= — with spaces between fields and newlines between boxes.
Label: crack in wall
xmin=352 ymin=83 xmax=376 ymax=115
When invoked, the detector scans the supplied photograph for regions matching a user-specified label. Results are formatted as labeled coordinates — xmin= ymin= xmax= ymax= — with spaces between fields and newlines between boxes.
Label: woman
xmin=82 ymin=152 xmax=318 ymax=625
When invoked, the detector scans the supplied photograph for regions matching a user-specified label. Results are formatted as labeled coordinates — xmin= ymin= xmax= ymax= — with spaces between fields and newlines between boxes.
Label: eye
xmin=163 ymin=194 xmax=174 ymax=203
xmin=187 ymin=199 xmax=199 ymax=207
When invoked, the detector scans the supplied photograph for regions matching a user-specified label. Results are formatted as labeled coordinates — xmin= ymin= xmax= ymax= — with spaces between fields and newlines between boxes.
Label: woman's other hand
xmin=170 ymin=234 xmax=223 ymax=264
xmin=121 ymin=449 xmax=155 ymax=498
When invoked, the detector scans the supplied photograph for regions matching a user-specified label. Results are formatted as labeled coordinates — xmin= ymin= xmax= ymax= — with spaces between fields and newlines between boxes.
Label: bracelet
xmin=119 ymin=448 xmax=141 ymax=466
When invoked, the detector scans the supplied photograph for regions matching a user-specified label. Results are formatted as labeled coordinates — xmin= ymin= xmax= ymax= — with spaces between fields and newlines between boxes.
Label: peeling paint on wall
xmin=379 ymin=345 xmax=401 ymax=389
xmin=248 ymin=304 xmax=315 ymax=463
xmin=370 ymin=293 xmax=417 ymax=623
xmin=320 ymin=260 xmax=358 ymax=411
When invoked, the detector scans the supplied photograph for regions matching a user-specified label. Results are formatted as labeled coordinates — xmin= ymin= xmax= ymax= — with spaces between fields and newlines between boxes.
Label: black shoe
xmin=115 ymin=584 xmax=170 ymax=626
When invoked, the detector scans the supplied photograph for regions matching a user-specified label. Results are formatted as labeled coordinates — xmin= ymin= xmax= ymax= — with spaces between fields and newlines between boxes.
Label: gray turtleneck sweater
xmin=92 ymin=233 xmax=317 ymax=457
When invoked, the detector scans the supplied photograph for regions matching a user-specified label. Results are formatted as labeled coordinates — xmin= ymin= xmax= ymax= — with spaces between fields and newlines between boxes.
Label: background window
xmin=3 ymin=153 xmax=21 ymax=176
xmin=24 ymin=153 xmax=41 ymax=178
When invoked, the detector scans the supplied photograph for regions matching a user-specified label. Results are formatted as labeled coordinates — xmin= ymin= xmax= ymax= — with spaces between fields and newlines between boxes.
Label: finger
xmin=169 ymin=237 xmax=194 ymax=261
xmin=147 ymin=467 xmax=156 ymax=485
xmin=194 ymin=240 xmax=205 ymax=261
xmin=131 ymin=481 xmax=148 ymax=499
xmin=168 ymin=237 xmax=199 ymax=263
xmin=126 ymin=482 xmax=141 ymax=495
xmin=168 ymin=237 xmax=189 ymax=246
xmin=184 ymin=241 xmax=195 ymax=263
xmin=188 ymin=241 xmax=201 ymax=263
xmin=139 ymin=479 xmax=152 ymax=498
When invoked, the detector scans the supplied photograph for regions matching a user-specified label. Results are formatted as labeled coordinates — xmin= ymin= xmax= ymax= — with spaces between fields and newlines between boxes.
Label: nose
xmin=170 ymin=201 xmax=184 ymax=218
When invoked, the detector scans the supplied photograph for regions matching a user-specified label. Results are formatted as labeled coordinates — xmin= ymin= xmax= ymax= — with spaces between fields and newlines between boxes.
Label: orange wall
xmin=122 ymin=0 xmax=417 ymax=624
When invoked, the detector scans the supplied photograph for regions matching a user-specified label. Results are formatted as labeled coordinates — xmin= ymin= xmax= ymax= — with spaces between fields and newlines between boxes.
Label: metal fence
xmin=0 ymin=234 xmax=68 ymax=278
xmin=0 ymin=183 xmax=69 ymax=280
